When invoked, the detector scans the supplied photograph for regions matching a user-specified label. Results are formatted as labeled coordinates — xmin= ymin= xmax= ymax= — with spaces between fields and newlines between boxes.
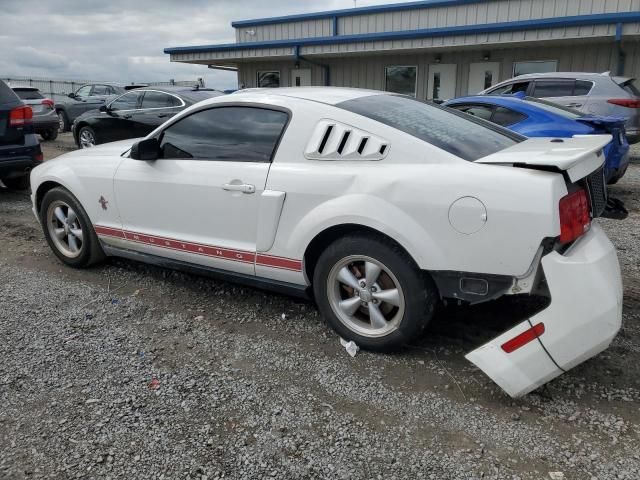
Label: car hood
xmin=54 ymin=138 xmax=142 ymax=161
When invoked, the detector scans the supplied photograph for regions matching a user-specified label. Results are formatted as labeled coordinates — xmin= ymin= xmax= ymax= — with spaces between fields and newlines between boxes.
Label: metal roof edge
xmin=165 ymin=12 xmax=640 ymax=55
xmin=230 ymin=0 xmax=482 ymax=28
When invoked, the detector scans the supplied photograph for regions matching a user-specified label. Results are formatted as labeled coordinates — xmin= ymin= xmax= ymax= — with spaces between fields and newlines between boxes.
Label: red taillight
xmin=42 ymin=99 xmax=54 ymax=109
xmin=559 ymin=189 xmax=591 ymax=244
xmin=35 ymin=152 xmax=44 ymax=162
xmin=9 ymin=105 xmax=33 ymax=127
xmin=501 ymin=323 xmax=545 ymax=353
xmin=607 ymin=98 xmax=640 ymax=108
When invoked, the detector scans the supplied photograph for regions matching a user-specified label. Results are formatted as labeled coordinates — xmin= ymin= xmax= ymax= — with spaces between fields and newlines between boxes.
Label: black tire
xmin=40 ymin=187 xmax=105 ymax=268
xmin=313 ymin=234 xmax=437 ymax=351
xmin=40 ymin=128 xmax=58 ymax=141
xmin=2 ymin=174 xmax=30 ymax=191
xmin=57 ymin=110 xmax=70 ymax=133
xmin=78 ymin=125 xmax=98 ymax=148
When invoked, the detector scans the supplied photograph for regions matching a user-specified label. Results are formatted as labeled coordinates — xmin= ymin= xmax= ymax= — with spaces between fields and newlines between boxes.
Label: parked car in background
xmin=445 ymin=93 xmax=630 ymax=184
xmin=71 ymin=86 xmax=224 ymax=148
xmin=10 ymin=85 xmax=59 ymax=141
xmin=0 ymin=80 xmax=42 ymax=190
xmin=480 ymin=72 xmax=640 ymax=144
xmin=31 ymin=87 xmax=622 ymax=398
xmin=56 ymin=83 xmax=127 ymax=132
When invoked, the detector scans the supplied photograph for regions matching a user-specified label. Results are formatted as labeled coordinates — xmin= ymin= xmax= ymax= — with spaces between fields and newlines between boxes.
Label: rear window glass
xmin=178 ymin=89 xmax=223 ymax=103
xmin=338 ymin=95 xmax=523 ymax=161
xmin=524 ymin=96 xmax=583 ymax=119
xmin=13 ymin=88 xmax=44 ymax=100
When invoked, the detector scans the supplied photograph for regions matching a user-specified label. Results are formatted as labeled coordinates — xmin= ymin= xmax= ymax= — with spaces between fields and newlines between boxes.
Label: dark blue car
xmin=444 ymin=93 xmax=630 ymax=184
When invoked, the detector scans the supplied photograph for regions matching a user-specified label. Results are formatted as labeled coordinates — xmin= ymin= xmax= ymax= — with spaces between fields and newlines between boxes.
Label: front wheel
xmin=40 ymin=187 xmax=105 ymax=268
xmin=313 ymin=234 xmax=437 ymax=351
xmin=78 ymin=126 xmax=97 ymax=148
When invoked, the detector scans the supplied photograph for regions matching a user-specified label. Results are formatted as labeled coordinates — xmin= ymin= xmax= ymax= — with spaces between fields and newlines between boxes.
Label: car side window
xmin=75 ymin=85 xmax=92 ymax=98
xmin=453 ymin=105 xmax=494 ymax=121
xmin=487 ymin=81 xmax=530 ymax=95
xmin=574 ymin=80 xmax=593 ymax=96
xmin=532 ymin=80 xmax=575 ymax=97
xmin=141 ymin=91 xmax=181 ymax=109
xmin=109 ymin=91 xmax=144 ymax=111
xmin=91 ymin=85 xmax=109 ymax=96
xmin=491 ymin=107 xmax=527 ymax=127
xmin=159 ymin=107 xmax=289 ymax=162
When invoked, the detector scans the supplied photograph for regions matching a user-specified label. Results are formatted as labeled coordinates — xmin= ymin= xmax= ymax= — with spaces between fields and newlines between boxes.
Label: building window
xmin=257 ymin=71 xmax=280 ymax=88
xmin=385 ymin=66 xmax=417 ymax=97
xmin=513 ymin=60 xmax=558 ymax=77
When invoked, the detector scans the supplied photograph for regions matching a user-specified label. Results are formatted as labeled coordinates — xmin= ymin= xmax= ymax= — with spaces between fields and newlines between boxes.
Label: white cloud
xmin=0 ymin=0 xmax=410 ymax=90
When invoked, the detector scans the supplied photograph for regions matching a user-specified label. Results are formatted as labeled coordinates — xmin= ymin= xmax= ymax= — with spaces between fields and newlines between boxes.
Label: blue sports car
xmin=444 ymin=92 xmax=630 ymax=184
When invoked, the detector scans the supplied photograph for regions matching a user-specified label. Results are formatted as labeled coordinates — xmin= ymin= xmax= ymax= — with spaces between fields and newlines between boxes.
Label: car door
xmin=96 ymin=90 xmax=144 ymax=143
xmin=112 ymin=105 xmax=290 ymax=275
xmin=131 ymin=90 xmax=184 ymax=137
xmin=66 ymin=84 xmax=93 ymax=120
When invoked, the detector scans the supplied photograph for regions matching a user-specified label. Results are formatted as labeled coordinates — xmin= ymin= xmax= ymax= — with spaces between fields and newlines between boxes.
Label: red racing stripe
xmin=95 ymin=225 xmax=301 ymax=272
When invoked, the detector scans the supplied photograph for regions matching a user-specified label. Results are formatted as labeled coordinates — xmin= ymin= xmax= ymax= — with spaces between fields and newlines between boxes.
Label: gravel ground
xmin=0 ymin=134 xmax=639 ymax=479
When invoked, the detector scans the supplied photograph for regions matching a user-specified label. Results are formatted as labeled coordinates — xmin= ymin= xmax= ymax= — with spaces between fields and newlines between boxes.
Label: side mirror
xmin=131 ymin=138 xmax=160 ymax=161
xmin=99 ymin=105 xmax=108 ymax=113
xmin=68 ymin=92 xmax=76 ymax=99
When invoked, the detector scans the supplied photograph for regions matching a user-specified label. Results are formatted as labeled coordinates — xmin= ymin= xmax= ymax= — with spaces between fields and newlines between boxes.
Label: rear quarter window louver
xmin=305 ymin=120 xmax=389 ymax=161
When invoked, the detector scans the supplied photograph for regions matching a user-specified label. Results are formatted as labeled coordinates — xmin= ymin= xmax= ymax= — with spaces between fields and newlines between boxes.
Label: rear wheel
xmin=78 ymin=126 xmax=97 ymax=148
xmin=313 ymin=234 xmax=437 ymax=351
xmin=2 ymin=174 xmax=30 ymax=191
xmin=40 ymin=128 xmax=58 ymax=141
xmin=57 ymin=110 xmax=69 ymax=132
xmin=40 ymin=187 xmax=105 ymax=267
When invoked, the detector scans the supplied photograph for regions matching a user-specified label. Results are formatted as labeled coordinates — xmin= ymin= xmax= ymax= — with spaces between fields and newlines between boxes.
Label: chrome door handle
xmin=223 ymin=183 xmax=255 ymax=194
xmin=566 ymin=103 xmax=582 ymax=107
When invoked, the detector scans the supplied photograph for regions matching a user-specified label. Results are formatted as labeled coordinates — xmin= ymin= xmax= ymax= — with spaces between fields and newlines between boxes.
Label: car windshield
xmin=337 ymin=94 xmax=523 ymax=161
xmin=13 ymin=88 xmax=44 ymax=100
xmin=178 ymin=89 xmax=224 ymax=103
xmin=523 ymin=96 xmax=583 ymax=119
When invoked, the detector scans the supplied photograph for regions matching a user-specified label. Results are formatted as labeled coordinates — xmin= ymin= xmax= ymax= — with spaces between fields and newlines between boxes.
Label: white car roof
xmin=512 ymin=71 xmax=612 ymax=80
xmin=229 ymin=87 xmax=388 ymax=105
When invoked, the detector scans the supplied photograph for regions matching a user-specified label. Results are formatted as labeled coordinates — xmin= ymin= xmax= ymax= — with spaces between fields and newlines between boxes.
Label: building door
xmin=427 ymin=64 xmax=457 ymax=101
xmin=468 ymin=62 xmax=501 ymax=94
xmin=291 ymin=69 xmax=312 ymax=87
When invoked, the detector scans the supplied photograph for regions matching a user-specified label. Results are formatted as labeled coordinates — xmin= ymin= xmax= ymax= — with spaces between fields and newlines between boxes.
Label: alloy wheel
xmin=79 ymin=129 xmax=96 ymax=148
xmin=327 ymin=255 xmax=405 ymax=338
xmin=46 ymin=200 xmax=84 ymax=258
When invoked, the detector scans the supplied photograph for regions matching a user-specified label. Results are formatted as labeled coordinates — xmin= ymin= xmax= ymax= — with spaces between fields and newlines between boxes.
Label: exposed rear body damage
xmin=467 ymin=134 xmax=622 ymax=397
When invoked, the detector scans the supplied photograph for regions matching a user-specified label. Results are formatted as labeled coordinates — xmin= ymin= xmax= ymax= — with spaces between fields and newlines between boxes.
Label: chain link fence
xmin=1 ymin=76 xmax=205 ymax=102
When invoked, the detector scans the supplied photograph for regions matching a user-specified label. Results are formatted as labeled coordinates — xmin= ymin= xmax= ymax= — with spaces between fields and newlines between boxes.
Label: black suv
xmin=0 ymin=80 xmax=43 ymax=190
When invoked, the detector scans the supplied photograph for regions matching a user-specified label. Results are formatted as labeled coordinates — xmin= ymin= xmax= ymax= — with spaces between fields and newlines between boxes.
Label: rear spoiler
xmin=475 ymin=135 xmax=611 ymax=182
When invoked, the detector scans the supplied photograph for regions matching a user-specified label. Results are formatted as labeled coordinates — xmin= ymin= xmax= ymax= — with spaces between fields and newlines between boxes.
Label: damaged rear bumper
xmin=466 ymin=223 xmax=623 ymax=397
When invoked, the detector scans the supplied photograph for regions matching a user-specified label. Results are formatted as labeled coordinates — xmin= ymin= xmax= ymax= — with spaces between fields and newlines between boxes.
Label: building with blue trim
xmin=165 ymin=0 xmax=640 ymax=99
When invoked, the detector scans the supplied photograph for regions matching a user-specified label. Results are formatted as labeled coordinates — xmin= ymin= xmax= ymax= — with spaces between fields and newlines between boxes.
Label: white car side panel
xmin=256 ymin=190 xmax=286 ymax=252
xmin=111 ymin=159 xmax=271 ymax=275
xmin=29 ymin=147 xmax=128 ymax=231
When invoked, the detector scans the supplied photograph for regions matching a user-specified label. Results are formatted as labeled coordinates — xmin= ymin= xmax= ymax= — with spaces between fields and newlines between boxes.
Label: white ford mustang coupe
xmin=30 ymin=87 xmax=622 ymax=397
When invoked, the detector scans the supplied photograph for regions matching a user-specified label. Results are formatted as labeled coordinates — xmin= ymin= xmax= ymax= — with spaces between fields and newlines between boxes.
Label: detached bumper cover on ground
xmin=466 ymin=223 xmax=623 ymax=397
